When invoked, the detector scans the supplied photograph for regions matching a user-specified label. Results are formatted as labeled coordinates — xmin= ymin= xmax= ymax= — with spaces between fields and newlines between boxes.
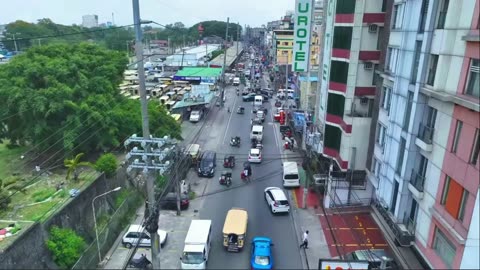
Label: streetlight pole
xmin=220 ymin=17 xmax=230 ymax=107
xmin=132 ymin=1 xmax=161 ymax=269
xmin=92 ymin=187 xmax=121 ymax=264
xmin=12 ymin=33 xmax=20 ymax=52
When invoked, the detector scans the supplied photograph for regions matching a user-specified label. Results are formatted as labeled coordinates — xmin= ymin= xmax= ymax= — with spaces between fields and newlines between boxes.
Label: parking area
xmin=318 ymin=212 xmax=389 ymax=257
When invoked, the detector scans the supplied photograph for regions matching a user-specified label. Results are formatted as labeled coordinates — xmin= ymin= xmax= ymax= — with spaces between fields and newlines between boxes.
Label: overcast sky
xmin=1 ymin=0 xmax=293 ymax=27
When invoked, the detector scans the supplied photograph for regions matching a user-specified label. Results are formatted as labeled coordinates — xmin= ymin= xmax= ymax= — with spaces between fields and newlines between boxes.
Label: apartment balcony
xmin=359 ymin=51 xmax=381 ymax=62
xmin=323 ymin=146 xmax=349 ymax=170
xmin=329 ymin=81 xmax=347 ymax=93
xmin=415 ymin=123 xmax=434 ymax=152
xmin=363 ymin=13 xmax=386 ymax=24
xmin=408 ymin=170 xmax=425 ymax=199
xmin=421 ymin=86 xmax=480 ymax=112
xmin=326 ymin=114 xmax=352 ymax=133
xmin=332 ymin=48 xmax=350 ymax=59
xmin=461 ymin=29 xmax=479 ymax=42
xmin=373 ymin=199 xmax=415 ymax=247
xmin=354 ymin=87 xmax=376 ymax=96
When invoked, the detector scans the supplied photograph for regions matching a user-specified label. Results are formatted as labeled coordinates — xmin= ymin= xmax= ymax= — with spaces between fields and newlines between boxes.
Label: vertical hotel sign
xmin=293 ymin=0 xmax=313 ymax=72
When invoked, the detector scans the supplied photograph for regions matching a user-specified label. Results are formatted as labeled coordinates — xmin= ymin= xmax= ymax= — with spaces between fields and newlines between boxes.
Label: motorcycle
xmin=219 ymin=170 xmax=233 ymax=187
xmin=128 ymin=254 xmax=151 ymax=269
xmin=230 ymin=136 xmax=241 ymax=147
xmin=241 ymin=162 xmax=252 ymax=182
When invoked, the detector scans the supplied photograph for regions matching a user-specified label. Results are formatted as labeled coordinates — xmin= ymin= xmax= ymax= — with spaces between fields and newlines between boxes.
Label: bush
xmin=95 ymin=153 xmax=118 ymax=178
xmin=0 ymin=192 xmax=11 ymax=210
xmin=46 ymin=226 xmax=86 ymax=269
xmin=114 ymin=189 xmax=129 ymax=208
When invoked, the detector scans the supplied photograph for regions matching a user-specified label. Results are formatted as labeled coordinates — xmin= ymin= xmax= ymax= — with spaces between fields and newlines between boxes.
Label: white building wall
xmin=364 ymin=0 xmax=383 ymax=13
xmin=460 ymin=188 xmax=480 ymax=269
xmin=360 ymin=28 xmax=378 ymax=50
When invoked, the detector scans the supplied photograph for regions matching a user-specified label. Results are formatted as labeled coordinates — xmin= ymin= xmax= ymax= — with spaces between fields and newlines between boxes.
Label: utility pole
xmin=167 ymin=37 xmax=171 ymax=55
xmin=12 ymin=33 xmax=19 ymax=52
xmin=180 ymin=49 xmax=185 ymax=68
xmin=220 ymin=17 xmax=230 ymax=107
xmin=131 ymin=1 xmax=161 ymax=269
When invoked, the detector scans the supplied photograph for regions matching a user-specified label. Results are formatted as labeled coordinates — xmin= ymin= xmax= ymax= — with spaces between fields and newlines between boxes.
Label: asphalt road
xmin=196 ymin=65 xmax=303 ymax=269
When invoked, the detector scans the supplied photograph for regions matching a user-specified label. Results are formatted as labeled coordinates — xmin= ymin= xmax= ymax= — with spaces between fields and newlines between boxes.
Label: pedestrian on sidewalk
xmin=299 ymin=230 xmax=309 ymax=249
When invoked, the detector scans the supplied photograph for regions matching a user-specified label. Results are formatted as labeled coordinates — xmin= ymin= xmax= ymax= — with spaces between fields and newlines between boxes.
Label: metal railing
xmin=418 ymin=123 xmax=434 ymax=144
xmin=410 ymin=169 xmax=426 ymax=192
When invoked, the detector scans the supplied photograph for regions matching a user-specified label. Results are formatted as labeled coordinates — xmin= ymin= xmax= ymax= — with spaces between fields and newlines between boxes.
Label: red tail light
xmin=273 ymin=202 xmax=278 ymax=207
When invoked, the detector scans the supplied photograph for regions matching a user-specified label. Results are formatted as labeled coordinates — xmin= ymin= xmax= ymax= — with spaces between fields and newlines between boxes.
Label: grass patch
xmin=15 ymin=201 xmax=57 ymax=221
xmin=0 ymin=142 xmax=27 ymax=180
xmin=115 ymin=189 xmax=129 ymax=208
xmin=31 ymin=188 xmax=56 ymax=202
xmin=0 ymin=221 xmax=34 ymax=250
xmin=52 ymin=189 xmax=67 ymax=198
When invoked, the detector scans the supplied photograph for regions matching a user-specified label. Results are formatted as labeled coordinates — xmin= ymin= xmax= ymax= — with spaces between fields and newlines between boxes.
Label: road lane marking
xmin=222 ymin=89 xmax=238 ymax=144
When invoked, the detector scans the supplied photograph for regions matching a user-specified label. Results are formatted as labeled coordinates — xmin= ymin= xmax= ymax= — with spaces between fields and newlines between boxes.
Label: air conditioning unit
xmin=364 ymin=62 xmax=373 ymax=70
xmin=368 ymin=24 xmax=378 ymax=33
xmin=360 ymin=97 xmax=369 ymax=105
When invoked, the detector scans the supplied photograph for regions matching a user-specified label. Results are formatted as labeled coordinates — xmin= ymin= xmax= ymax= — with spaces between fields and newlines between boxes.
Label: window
xmin=333 ymin=27 xmax=353 ymax=50
xmin=381 ymin=86 xmax=392 ymax=113
xmin=441 ymin=176 xmax=469 ymax=220
xmin=276 ymin=41 xmax=281 ymax=45
xmin=458 ymin=190 xmax=469 ymax=221
xmin=376 ymin=124 xmax=387 ymax=149
xmin=336 ymin=0 xmax=355 ymax=14
xmin=403 ymin=91 xmax=414 ymax=131
xmin=396 ymin=138 xmax=406 ymax=174
xmin=427 ymin=54 xmax=439 ymax=86
xmin=470 ymin=128 xmax=480 ymax=164
xmin=283 ymin=41 xmax=289 ymax=46
xmin=433 ymin=227 xmax=456 ymax=267
xmin=372 ymin=158 xmax=381 ymax=178
xmin=386 ymin=48 xmax=399 ymax=73
xmin=392 ymin=4 xmax=404 ymax=29
xmin=419 ymin=0 xmax=430 ymax=33
xmin=411 ymin=41 xmax=422 ymax=84
xmin=436 ymin=0 xmax=450 ymax=29
xmin=451 ymin=120 xmax=463 ymax=153
xmin=465 ymin=59 xmax=480 ymax=98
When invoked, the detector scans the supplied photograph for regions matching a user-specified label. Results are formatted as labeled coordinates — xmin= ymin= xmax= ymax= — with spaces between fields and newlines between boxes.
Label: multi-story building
xmin=82 ymin=15 xmax=98 ymax=28
xmin=314 ymin=0 xmax=387 ymax=185
xmin=368 ymin=0 xmax=479 ymax=269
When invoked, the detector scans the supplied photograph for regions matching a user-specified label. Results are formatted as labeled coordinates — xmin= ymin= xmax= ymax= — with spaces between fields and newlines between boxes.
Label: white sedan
xmin=248 ymin=148 xmax=262 ymax=163
xmin=264 ymin=187 xmax=290 ymax=214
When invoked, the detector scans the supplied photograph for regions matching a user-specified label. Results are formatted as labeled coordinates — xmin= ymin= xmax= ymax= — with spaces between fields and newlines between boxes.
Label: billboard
xmin=293 ymin=0 xmax=313 ymax=72
xmin=318 ymin=259 xmax=370 ymax=270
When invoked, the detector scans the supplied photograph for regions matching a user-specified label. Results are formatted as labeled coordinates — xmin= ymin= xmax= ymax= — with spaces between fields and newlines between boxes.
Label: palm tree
xmin=64 ymin=153 xmax=92 ymax=181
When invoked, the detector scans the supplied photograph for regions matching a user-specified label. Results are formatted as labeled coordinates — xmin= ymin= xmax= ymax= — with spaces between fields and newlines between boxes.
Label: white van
xmin=254 ymin=95 xmax=263 ymax=107
xmin=180 ymin=220 xmax=212 ymax=269
xmin=282 ymin=161 xmax=300 ymax=187
xmin=233 ymin=77 xmax=240 ymax=86
xmin=250 ymin=125 xmax=264 ymax=141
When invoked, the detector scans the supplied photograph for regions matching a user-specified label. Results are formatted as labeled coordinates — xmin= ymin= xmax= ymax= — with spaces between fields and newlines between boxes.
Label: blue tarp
xmin=293 ymin=112 xmax=306 ymax=132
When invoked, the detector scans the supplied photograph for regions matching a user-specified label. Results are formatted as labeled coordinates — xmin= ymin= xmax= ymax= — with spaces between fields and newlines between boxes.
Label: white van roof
xmin=283 ymin=161 xmax=299 ymax=173
xmin=127 ymin=224 xmax=145 ymax=233
xmin=185 ymin=220 xmax=212 ymax=244
xmin=255 ymin=95 xmax=263 ymax=99
xmin=252 ymin=125 xmax=263 ymax=132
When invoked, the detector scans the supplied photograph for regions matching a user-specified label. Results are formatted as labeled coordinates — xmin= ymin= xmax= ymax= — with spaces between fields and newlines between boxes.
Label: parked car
xmin=159 ymin=192 xmax=190 ymax=210
xmin=243 ymin=93 xmax=256 ymax=102
xmin=248 ymin=148 xmax=262 ymax=163
xmin=122 ymin=224 xmax=168 ymax=248
xmin=189 ymin=110 xmax=203 ymax=122
xmin=264 ymin=187 xmax=290 ymax=214
xmin=198 ymin=150 xmax=217 ymax=177
xmin=250 ymin=237 xmax=274 ymax=270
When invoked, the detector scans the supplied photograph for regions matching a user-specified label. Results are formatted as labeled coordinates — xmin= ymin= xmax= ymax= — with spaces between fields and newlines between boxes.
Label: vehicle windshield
xmin=284 ymin=174 xmax=299 ymax=180
xmin=191 ymin=111 xmax=199 ymax=116
xmin=254 ymin=255 xmax=270 ymax=266
xmin=182 ymin=252 xmax=204 ymax=264
xmin=201 ymin=160 xmax=214 ymax=168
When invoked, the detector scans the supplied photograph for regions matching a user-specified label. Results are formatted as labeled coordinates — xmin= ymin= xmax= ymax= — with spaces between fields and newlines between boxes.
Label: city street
xmin=195 ymin=71 xmax=303 ymax=268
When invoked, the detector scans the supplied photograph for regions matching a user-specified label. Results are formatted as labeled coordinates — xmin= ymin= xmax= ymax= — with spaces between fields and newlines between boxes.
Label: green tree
xmin=46 ymin=226 xmax=86 ymax=269
xmin=95 ymin=153 xmax=118 ymax=177
xmin=64 ymin=153 xmax=92 ymax=181
xmin=0 ymin=43 xmax=180 ymax=155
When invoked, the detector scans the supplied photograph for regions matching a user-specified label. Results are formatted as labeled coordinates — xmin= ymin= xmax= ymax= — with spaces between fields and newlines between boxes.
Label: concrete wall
xmin=0 ymin=171 xmax=128 ymax=269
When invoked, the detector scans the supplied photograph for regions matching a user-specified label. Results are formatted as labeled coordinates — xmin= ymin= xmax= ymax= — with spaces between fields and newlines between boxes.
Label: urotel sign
xmin=293 ymin=0 xmax=313 ymax=72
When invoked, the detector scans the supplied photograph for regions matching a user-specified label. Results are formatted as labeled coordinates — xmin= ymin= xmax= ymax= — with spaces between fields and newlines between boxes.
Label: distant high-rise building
xmin=82 ymin=15 xmax=99 ymax=28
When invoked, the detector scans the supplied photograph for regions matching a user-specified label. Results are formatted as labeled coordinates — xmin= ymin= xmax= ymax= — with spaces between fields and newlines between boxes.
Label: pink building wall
xmin=420 ymin=2 xmax=480 ymax=268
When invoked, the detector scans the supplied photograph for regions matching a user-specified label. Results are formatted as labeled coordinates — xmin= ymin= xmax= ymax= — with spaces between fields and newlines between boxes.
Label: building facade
xmin=315 ymin=0 xmax=387 ymax=178
xmin=82 ymin=15 xmax=98 ymax=28
xmin=368 ymin=0 xmax=479 ymax=268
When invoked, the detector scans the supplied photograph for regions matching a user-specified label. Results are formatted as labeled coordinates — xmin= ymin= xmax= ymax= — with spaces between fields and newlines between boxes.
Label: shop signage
xmin=293 ymin=0 xmax=313 ymax=72
xmin=173 ymin=76 xmax=201 ymax=81
xmin=318 ymin=259 xmax=369 ymax=270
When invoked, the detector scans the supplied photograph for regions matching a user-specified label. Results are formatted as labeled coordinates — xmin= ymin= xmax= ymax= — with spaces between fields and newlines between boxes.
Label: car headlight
xmin=198 ymin=168 xmax=201 ymax=173
xmin=210 ymin=168 xmax=214 ymax=173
